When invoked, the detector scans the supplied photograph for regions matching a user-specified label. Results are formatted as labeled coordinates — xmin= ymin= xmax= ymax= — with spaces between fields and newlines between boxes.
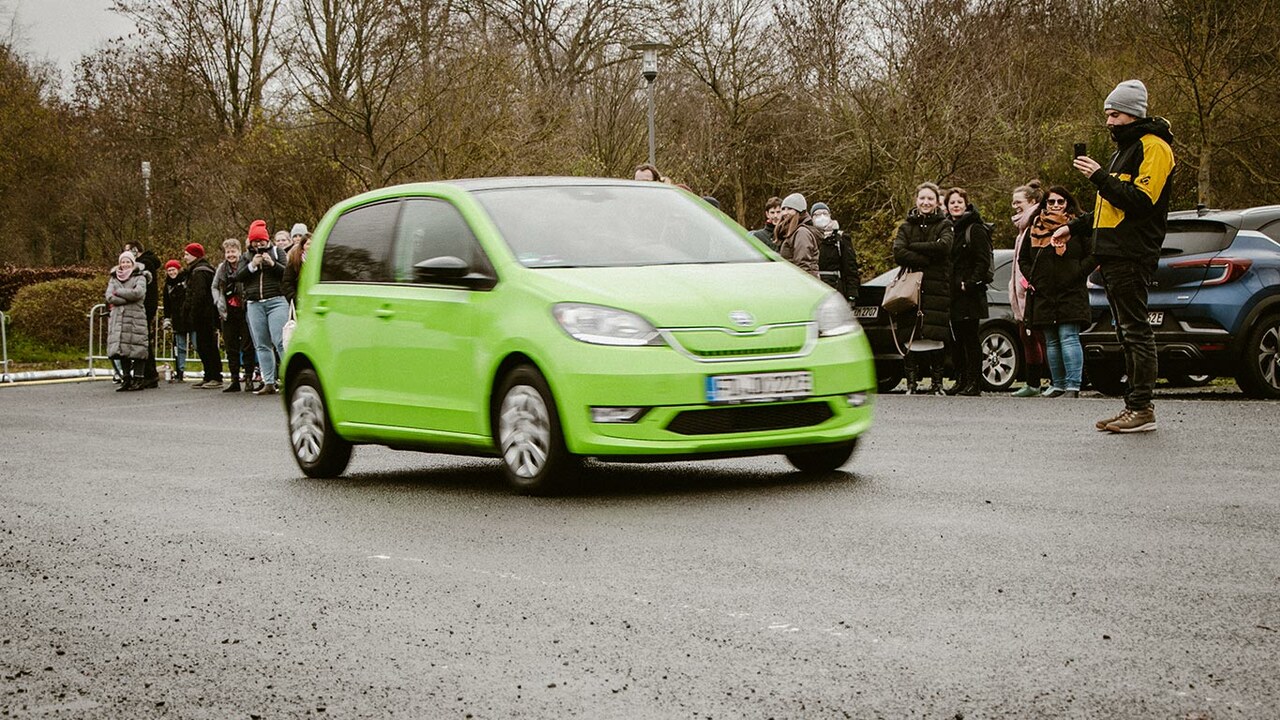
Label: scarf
xmin=1029 ymin=208 xmax=1074 ymax=256
xmin=115 ymin=254 xmax=134 ymax=282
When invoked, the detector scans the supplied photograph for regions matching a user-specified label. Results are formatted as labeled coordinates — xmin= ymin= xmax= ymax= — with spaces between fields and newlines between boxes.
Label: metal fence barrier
xmin=1 ymin=310 xmax=9 ymax=379
xmin=88 ymin=303 xmax=230 ymax=379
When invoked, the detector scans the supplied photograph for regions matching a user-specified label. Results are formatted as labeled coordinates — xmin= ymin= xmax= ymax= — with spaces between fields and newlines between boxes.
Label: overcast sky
xmin=10 ymin=0 xmax=136 ymax=78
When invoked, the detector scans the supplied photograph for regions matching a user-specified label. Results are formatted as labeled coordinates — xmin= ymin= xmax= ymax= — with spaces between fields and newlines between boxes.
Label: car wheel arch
xmin=1231 ymin=292 xmax=1280 ymax=359
xmin=489 ymin=352 xmax=556 ymax=439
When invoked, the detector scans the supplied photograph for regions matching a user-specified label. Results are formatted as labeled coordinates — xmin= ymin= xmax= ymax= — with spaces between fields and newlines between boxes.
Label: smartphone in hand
xmin=1073 ymin=142 xmax=1087 ymax=159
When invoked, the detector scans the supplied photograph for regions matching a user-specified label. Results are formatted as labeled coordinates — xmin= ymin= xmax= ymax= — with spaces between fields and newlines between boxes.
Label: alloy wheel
xmin=498 ymin=385 xmax=552 ymax=479
xmin=290 ymin=384 xmax=326 ymax=464
xmin=1259 ymin=323 xmax=1280 ymax=391
xmin=981 ymin=330 xmax=1018 ymax=389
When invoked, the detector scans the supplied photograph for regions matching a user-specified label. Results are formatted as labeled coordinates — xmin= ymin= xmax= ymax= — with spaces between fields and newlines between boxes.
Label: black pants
xmin=951 ymin=318 xmax=981 ymax=386
xmin=192 ymin=320 xmax=223 ymax=383
xmin=1100 ymin=257 xmax=1158 ymax=410
xmin=222 ymin=305 xmax=257 ymax=383
xmin=142 ymin=311 xmax=158 ymax=381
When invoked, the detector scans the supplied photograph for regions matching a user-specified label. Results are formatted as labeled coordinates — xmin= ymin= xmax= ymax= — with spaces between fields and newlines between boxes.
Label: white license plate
xmin=706 ymin=371 xmax=813 ymax=405
xmin=1149 ymin=311 xmax=1164 ymax=326
xmin=852 ymin=306 xmax=879 ymax=319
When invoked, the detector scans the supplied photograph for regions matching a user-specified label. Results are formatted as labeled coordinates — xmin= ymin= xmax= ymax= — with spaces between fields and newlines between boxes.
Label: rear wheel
xmin=288 ymin=369 xmax=353 ymax=477
xmin=785 ymin=440 xmax=857 ymax=473
xmin=494 ymin=365 xmax=580 ymax=494
xmin=1165 ymin=372 xmax=1213 ymax=387
xmin=877 ymin=370 xmax=903 ymax=393
xmin=1237 ymin=314 xmax=1280 ymax=399
xmin=1086 ymin=362 xmax=1127 ymax=397
xmin=978 ymin=325 xmax=1020 ymax=391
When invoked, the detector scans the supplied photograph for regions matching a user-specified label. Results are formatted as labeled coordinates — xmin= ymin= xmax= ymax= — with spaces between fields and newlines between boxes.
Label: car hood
xmin=523 ymin=261 xmax=829 ymax=328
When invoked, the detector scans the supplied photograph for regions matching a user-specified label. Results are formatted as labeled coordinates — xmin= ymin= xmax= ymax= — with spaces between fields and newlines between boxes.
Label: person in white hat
xmin=775 ymin=192 xmax=821 ymax=279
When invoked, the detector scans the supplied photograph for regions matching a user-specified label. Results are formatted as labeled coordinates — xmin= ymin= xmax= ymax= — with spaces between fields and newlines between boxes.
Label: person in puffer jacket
xmin=234 ymin=219 xmax=288 ymax=395
xmin=105 ymin=252 xmax=149 ymax=391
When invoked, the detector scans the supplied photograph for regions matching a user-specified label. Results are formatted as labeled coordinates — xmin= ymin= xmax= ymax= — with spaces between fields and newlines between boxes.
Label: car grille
xmin=665 ymin=324 xmax=811 ymax=360
xmin=666 ymin=402 xmax=835 ymax=436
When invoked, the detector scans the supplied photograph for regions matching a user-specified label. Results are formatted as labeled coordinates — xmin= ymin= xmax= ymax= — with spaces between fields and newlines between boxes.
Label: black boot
xmin=904 ymin=356 xmax=919 ymax=395
xmin=931 ymin=354 xmax=946 ymax=395
xmin=960 ymin=351 xmax=982 ymax=395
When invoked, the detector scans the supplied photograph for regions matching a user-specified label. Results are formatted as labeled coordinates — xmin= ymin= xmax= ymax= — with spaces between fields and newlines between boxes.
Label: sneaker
xmin=253 ymin=384 xmax=277 ymax=396
xmin=1012 ymin=385 xmax=1040 ymax=397
xmin=1095 ymin=407 xmax=1128 ymax=431
xmin=1042 ymin=387 xmax=1065 ymax=398
xmin=1105 ymin=407 xmax=1156 ymax=433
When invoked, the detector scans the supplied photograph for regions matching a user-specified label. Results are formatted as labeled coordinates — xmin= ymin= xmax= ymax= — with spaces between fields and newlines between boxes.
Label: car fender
xmin=1231 ymin=289 xmax=1280 ymax=358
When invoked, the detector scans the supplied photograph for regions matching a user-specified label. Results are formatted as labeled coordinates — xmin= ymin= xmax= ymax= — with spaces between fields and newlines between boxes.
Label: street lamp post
xmin=629 ymin=42 xmax=670 ymax=168
xmin=140 ymin=161 xmax=152 ymax=238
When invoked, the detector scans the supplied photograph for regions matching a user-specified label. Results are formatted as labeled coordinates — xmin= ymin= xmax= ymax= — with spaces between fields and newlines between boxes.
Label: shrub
xmin=8 ymin=277 xmax=107 ymax=349
xmin=0 ymin=264 xmax=102 ymax=311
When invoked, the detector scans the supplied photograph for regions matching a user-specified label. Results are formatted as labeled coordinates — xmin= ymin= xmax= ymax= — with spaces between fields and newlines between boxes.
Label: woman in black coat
xmin=1017 ymin=186 xmax=1094 ymax=397
xmin=892 ymin=182 xmax=954 ymax=394
xmin=945 ymin=188 xmax=994 ymax=395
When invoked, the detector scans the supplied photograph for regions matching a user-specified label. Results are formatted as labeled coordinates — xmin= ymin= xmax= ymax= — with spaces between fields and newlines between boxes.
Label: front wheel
xmin=978 ymin=325 xmax=1021 ymax=391
xmin=494 ymin=366 xmax=581 ymax=494
xmin=1236 ymin=314 xmax=1280 ymax=399
xmin=288 ymin=369 xmax=353 ymax=478
xmin=785 ymin=440 xmax=857 ymax=473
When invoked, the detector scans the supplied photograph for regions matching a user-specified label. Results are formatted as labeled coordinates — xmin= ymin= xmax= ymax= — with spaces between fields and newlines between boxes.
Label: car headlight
xmin=552 ymin=303 xmax=664 ymax=346
xmin=815 ymin=293 xmax=861 ymax=337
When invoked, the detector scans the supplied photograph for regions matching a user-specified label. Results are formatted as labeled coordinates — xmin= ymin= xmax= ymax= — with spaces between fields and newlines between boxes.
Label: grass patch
xmin=2 ymin=327 xmax=85 ymax=371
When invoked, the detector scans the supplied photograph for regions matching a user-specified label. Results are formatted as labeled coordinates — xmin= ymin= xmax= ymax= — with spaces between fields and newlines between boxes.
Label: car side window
xmin=1258 ymin=220 xmax=1280 ymax=245
xmin=393 ymin=198 xmax=493 ymax=283
xmin=1161 ymin=220 xmax=1232 ymax=256
xmin=991 ymin=258 xmax=1012 ymax=290
xmin=319 ymin=200 xmax=400 ymax=283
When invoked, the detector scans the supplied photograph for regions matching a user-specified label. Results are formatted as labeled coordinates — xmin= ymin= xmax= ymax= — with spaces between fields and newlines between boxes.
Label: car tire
xmin=1236 ymin=313 xmax=1280 ymax=399
xmin=494 ymin=365 xmax=581 ymax=494
xmin=877 ymin=371 xmax=903 ymax=393
xmin=287 ymin=368 xmax=353 ymax=478
xmin=1086 ymin=362 xmax=1127 ymax=397
xmin=978 ymin=325 xmax=1021 ymax=392
xmin=785 ymin=440 xmax=857 ymax=473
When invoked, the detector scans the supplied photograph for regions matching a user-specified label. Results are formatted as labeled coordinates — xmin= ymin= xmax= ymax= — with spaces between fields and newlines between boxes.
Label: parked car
xmin=1081 ymin=205 xmax=1280 ymax=399
xmin=281 ymin=178 xmax=877 ymax=493
xmin=855 ymin=249 xmax=1023 ymax=392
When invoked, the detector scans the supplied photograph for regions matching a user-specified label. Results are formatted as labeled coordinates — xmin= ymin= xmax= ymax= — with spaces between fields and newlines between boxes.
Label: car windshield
xmin=473 ymin=184 xmax=766 ymax=268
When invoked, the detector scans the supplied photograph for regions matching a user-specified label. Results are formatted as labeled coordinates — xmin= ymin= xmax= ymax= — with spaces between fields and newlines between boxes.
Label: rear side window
xmin=1258 ymin=220 xmax=1280 ymax=245
xmin=1161 ymin=220 xmax=1232 ymax=256
xmin=992 ymin=257 xmax=1013 ymax=289
xmin=392 ymin=198 xmax=492 ymax=282
xmin=319 ymin=201 xmax=400 ymax=282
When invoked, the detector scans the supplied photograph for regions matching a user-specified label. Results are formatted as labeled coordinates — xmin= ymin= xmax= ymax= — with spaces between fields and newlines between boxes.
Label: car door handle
xmin=312 ymin=301 xmax=330 ymax=316
xmin=375 ymin=307 xmax=395 ymax=319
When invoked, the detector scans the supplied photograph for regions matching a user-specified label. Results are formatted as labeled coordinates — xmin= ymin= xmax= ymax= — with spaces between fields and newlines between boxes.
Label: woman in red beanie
xmin=234 ymin=219 xmax=289 ymax=395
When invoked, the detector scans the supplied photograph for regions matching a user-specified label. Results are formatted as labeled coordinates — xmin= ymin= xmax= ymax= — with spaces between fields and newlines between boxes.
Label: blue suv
xmin=1081 ymin=205 xmax=1280 ymax=399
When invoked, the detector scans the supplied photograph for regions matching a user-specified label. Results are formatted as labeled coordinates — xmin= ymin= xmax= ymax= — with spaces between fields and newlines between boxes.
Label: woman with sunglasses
xmin=1017 ymin=186 xmax=1095 ymax=397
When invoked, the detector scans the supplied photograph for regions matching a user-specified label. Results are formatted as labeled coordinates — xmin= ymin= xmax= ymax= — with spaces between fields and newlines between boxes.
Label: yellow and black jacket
xmin=1080 ymin=117 xmax=1175 ymax=262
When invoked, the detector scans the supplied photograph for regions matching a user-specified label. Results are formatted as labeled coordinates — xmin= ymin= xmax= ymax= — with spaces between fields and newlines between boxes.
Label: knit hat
xmin=290 ymin=222 xmax=308 ymax=237
xmin=247 ymin=219 xmax=270 ymax=242
xmin=183 ymin=243 xmax=205 ymax=259
xmin=1105 ymin=79 xmax=1148 ymax=118
xmin=810 ymin=202 xmax=830 ymax=215
xmin=781 ymin=193 xmax=807 ymax=212
xmin=164 ymin=259 xmax=181 ymax=271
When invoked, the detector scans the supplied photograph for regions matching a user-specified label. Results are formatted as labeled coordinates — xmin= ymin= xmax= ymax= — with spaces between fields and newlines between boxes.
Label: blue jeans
xmin=247 ymin=295 xmax=288 ymax=385
xmin=1043 ymin=322 xmax=1083 ymax=391
xmin=173 ymin=331 xmax=195 ymax=374
xmin=1100 ymin=258 xmax=1158 ymax=410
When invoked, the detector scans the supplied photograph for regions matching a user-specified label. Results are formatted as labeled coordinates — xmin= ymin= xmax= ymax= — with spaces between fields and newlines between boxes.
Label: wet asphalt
xmin=1 ymin=380 xmax=1277 ymax=718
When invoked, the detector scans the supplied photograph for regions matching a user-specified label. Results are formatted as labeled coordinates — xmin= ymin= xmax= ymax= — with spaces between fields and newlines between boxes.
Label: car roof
xmin=1167 ymin=205 xmax=1280 ymax=231
xmin=386 ymin=176 xmax=664 ymax=193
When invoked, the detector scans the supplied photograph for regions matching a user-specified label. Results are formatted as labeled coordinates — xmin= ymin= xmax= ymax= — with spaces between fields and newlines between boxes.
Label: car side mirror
xmin=414 ymin=256 xmax=470 ymax=281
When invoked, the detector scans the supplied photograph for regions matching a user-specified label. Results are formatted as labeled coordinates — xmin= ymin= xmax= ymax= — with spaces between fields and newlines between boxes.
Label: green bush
xmin=0 ymin=264 xmax=102 ymax=311
xmin=8 ymin=277 xmax=106 ymax=349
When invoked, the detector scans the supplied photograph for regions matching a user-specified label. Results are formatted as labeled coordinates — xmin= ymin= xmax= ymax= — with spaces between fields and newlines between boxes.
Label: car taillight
xmin=1168 ymin=257 xmax=1253 ymax=286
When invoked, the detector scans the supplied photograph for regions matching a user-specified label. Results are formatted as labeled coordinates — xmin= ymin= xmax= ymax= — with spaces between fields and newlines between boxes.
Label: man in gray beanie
xmin=776 ymin=192 xmax=821 ymax=279
xmin=1057 ymin=78 xmax=1175 ymax=434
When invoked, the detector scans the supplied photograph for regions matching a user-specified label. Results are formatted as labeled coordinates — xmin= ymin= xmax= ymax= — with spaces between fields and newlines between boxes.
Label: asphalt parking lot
xmin=1 ymin=380 xmax=1277 ymax=718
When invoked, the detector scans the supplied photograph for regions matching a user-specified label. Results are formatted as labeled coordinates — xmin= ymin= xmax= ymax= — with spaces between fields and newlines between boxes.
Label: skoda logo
xmin=729 ymin=310 xmax=755 ymax=328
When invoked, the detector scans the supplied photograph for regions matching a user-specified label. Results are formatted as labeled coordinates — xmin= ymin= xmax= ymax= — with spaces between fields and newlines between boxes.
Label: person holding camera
xmin=234 ymin=219 xmax=289 ymax=396
xmin=214 ymin=238 xmax=259 ymax=392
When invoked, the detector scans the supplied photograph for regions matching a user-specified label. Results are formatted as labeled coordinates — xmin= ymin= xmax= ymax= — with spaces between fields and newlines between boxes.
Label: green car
xmin=283 ymin=178 xmax=876 ymax=493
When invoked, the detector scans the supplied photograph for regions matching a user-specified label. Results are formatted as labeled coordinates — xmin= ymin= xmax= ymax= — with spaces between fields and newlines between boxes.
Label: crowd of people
xmin=636 ymin=78 xmax=1173 ymax=433
xmin=106 ymin=221 xmax=311 ymax=395
xmin=107 ymin=79 xmax=1171 ymax=434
